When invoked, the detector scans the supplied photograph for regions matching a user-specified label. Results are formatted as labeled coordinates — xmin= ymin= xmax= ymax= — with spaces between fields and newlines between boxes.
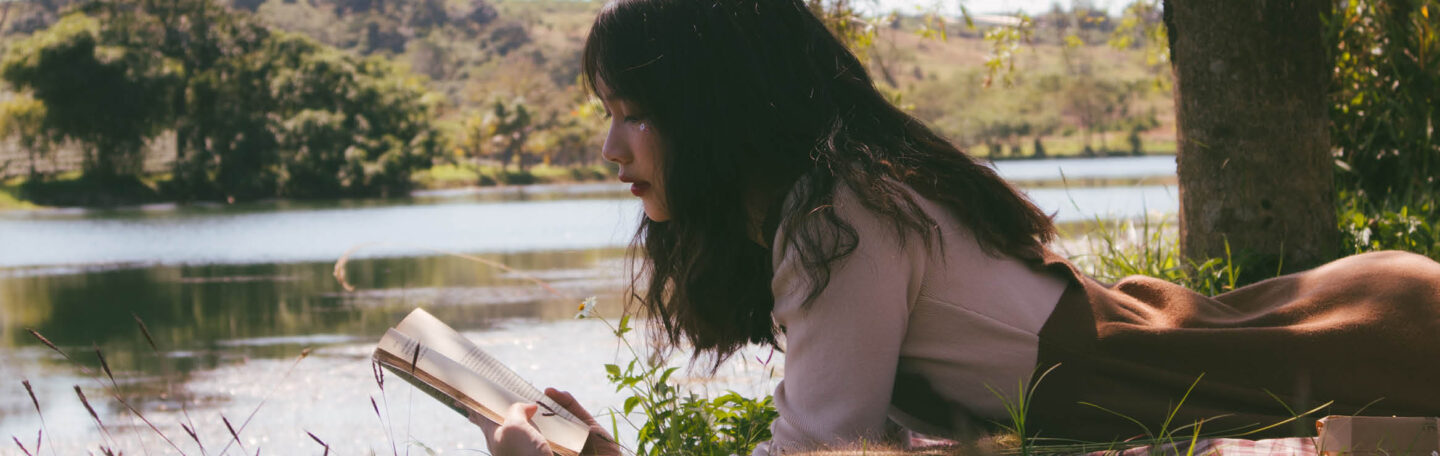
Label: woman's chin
xmin=642 ymin=207 xmax=671 ymax=222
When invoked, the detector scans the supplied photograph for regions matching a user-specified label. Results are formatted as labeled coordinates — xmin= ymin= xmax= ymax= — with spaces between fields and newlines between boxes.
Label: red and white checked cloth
xmin=1093 ymin=437 xmax=1319 ymax=455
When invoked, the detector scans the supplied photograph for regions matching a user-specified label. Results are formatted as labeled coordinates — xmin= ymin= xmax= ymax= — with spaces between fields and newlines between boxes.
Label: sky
xmin=868 ymin=0 xmax=1127 ymax=17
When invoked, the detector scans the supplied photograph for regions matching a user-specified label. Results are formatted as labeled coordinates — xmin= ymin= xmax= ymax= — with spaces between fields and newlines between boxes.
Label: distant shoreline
xmin=0 ymin=153 xmax=1177 ymax=212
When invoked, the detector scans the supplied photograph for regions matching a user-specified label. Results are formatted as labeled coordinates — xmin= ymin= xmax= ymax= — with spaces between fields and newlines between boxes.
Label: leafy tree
xmin=1328 ymin=0 xmax=1440 ymax=205
xmin=479 ymin=97 xmax=532 ymax=171
xmin=0 ymin=93 xmax=54 ymax=177
xmin=243 ymin=31 xmax=444 ymax=198
xmin=0 ymin=13 xmax=174 ymax=179
xmin=1 ymin=0 xmax=443 ymax=201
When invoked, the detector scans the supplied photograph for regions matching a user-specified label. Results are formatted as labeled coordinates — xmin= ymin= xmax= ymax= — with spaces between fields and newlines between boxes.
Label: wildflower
xmin=575 ymin=296 xmax=598 ymax=319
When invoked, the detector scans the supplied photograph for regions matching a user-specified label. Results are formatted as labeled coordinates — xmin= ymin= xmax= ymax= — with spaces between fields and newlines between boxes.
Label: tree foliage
xmin=0 ymin=93 xmax=55 ymax=176
xmin=1 ymin=14 xmax=174 ymax=178
xmin=1329 ymin=0 xmax=1440 ymax=260
xmin=1328 ymin=0 xmax=1440 ymax=204
xmin=0 ymin=0 xmax=444 ymax=200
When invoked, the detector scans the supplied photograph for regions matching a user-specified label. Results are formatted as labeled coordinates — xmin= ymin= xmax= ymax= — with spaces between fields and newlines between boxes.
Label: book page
xmin=393 ymin=309 xmax=584 ymax=424
xmin=375 ymin=314 xmax=590 ymax=454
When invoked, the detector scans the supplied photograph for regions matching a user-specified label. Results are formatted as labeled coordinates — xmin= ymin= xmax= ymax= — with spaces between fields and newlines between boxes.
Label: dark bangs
xmin=580 ymin=1 xmax=665 ymax=120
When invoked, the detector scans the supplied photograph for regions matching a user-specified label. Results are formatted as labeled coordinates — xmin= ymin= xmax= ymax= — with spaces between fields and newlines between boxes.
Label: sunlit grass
xmin=410 ymin=162 xmax=613 ymax=189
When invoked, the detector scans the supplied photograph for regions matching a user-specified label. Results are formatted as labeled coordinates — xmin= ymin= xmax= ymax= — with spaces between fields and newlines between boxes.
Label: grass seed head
xmin=409 ymin=344 xmax=422 ymax=375
xmin=132 ymin=313 xmax=160 ymax=355
xmin=222 ymin=414 xmax=246 ymax=451
xmin=73 ymin=386 xmax=102 ymax=427
xmin=26 ymin=329 xmax=65 ymax=359
xmin=181 ymin=423 xmax=201 ymax=447
xmin=12 ymin=436 xmax=33 ymax=456
xmin=22 ymin=379 xmax=40 ymax=415
xmin=371 ymin=360 xmax=385 ymax=390
xmin=306 ymin=430 xmax=330 ymax=456
xmin=94 ymin=344 xmax=115 ymax=384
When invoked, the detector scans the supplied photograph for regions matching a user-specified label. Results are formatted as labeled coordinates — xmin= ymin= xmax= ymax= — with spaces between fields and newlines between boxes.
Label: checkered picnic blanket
xmin=1091 ymin=437 xmax=1318 ymax=456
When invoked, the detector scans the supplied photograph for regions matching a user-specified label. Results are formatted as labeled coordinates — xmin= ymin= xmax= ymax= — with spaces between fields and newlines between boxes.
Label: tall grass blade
xmin=13 ymin=436 xmax=33 ymax=456
xmin=181 ymin=423 xmax=204 ymax=454
xmin=20 ymin=379 xmax=56 ymax=456
xmin=1078 ymin=401 xmax=1153 ymax=439
xmin=1185 ymin=419 xmax=1203 ymax=456
xmin=214 ymin=348 xmax=311 ymax=455
xmin=334 ymin=242 xmax=571 ymax=299
xmin=372 ymin=396 xmax=399 ymax=456
xmin=222 ymin=414 xmax=246 ymax=453
xmin=132 ymin=313 xmax=160 ymax=355
xmin=27 ymin=329 xmax=91 ymax=375
xmin=306 ymin=431 xmax=329 ymax=456
xmin=1158 ymin=374 xmax=1205 ymax=443
xmin=73 ymin=385 xmax=120 ymax=450
xmin=1227 ymin=401 xmax=1334 ymax=438
xmin=93 ymin=345 xmax=116 ymax=387
xmin=22 ymin=380 xmax=40 ymax=417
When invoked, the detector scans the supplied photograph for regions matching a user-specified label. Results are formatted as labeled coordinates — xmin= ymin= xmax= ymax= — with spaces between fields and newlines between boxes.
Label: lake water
xmin=0 ymin=155 xmax=1175 ymax=454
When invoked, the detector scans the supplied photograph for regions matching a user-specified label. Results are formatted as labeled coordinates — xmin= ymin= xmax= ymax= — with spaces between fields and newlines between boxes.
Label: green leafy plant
xmin=1069 ymin=214 xmax=1245 ymax=296
xmin=580 ymin=302 xmax=779 ymax=456
xmin=1337 ymin=191 xmax=1440 ymax=259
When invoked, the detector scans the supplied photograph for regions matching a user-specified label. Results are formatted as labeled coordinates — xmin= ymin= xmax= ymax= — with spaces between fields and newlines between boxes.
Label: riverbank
xmin=0 ymin=153 xmax=1177 ymax=211
xmin=0 ymin=163 xmax=619 ymax=211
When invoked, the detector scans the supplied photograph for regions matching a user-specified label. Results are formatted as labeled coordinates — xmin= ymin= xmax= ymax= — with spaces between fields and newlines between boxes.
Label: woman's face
xmin=598 ymin=79 xmax=670 ymax=222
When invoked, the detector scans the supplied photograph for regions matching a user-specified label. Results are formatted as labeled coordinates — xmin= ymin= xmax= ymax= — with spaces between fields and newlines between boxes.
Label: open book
xmin=373 ymin=308 xmax=590 ymax=456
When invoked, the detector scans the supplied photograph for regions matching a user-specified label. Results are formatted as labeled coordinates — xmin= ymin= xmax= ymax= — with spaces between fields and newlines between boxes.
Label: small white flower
xmin=575 ymin=296 xmax=598 ymax=319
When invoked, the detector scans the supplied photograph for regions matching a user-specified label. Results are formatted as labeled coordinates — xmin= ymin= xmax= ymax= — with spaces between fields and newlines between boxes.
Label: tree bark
xmin=1163 ymin=0 xmax=1338 ymax=273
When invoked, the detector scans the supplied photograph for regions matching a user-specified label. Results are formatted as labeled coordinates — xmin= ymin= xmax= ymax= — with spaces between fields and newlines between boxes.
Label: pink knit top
xmin=752 ymin=183 xmax=1068 ymax=455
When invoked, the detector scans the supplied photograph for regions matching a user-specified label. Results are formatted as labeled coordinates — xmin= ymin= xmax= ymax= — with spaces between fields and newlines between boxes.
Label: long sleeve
xmin=753 ymin=187 xmax=927 ymax=456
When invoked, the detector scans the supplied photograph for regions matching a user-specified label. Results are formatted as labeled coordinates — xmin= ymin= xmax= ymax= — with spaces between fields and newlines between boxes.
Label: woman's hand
xmin=544 ymin=388 xmax=623 ymax=456
xmin=466 ymin=388 xmax=623 ymax=456
xmin=470 ymin=402 xmax=552 ymax=456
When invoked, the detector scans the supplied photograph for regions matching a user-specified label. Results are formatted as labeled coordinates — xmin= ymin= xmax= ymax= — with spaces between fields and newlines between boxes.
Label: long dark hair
xmin=583 ymin=0 xmax=1055 ymax=368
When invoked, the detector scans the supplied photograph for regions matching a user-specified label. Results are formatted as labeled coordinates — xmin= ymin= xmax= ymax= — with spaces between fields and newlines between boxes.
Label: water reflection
xmin=1 ymin=248 xmax=629 ymax=362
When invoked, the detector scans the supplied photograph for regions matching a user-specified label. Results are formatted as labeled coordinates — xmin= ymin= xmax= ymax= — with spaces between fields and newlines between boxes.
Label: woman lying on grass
xmin=472 ymin=0 xmax=1440 ymax=454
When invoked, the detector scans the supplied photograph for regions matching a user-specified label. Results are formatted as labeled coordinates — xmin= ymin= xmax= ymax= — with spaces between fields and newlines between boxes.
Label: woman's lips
xmin=630 ymin=182 xmax=651 ymax=197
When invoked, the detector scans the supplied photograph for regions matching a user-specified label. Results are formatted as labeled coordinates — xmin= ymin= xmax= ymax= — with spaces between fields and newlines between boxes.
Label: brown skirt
xmin=1026 ymin=249 xmax=1440 ymax=442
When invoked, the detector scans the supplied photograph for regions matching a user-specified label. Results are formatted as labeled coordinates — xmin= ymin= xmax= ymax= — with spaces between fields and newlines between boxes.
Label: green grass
xmin=0 ymin=176 xmax=38 ymax=210
xmin=0 ymin=172 xmax=167 ymax=209
xmin=410 ymin=162 xmax=615 ymax=189
xmin=1065 ymin=214 xmax=1247 ymax=296
xmin=409 ymin=163 xmax=481 ymax=189
xmin=983 ymin=135 xmax=1177 ymax=160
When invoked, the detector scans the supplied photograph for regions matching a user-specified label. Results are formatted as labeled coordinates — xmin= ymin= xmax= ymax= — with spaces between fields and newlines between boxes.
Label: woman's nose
xmin=601 ymin=132 xmax=631 ymax=165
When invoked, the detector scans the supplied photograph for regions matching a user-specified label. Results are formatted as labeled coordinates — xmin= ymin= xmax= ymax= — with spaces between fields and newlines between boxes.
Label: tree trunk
xmin=1163 ymin=0 xmax=1338 ymax=274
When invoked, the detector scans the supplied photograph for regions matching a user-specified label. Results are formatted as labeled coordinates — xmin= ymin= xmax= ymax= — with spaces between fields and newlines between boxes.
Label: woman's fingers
xmin=506 ymin=402 xmax=539 ymax=425
xmin=492 ymin=403 xmax=551 ymax=456
xmin=459 ymin=401 xmax=551 ymax=456
xmin=545 ymin=388 xmax=597 ymax=424
xmin=543 ymin=388 xmax=624 ymax=456
xmin=457 ymin=401 xmax=499 ymax=435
